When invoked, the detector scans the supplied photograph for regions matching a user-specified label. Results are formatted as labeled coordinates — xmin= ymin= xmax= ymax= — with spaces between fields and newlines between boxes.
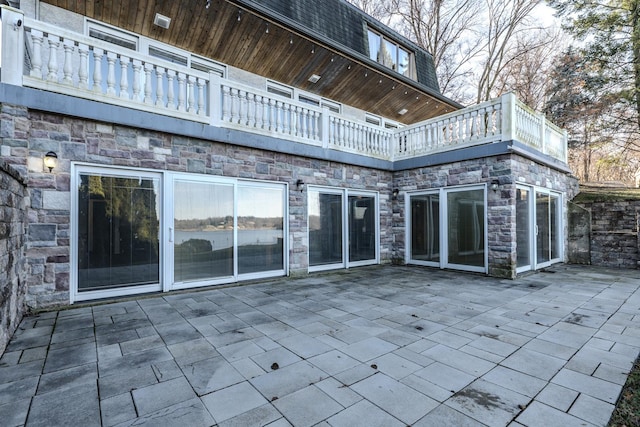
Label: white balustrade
xmin=12 ymin=17 xmax=567 ymax=163
xmin=20 ymin=18 xmax=210 ymax=123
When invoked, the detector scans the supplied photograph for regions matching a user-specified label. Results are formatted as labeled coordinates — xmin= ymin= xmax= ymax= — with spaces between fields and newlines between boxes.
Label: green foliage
xmin=608 ymin=354 xmax=640 ymax=426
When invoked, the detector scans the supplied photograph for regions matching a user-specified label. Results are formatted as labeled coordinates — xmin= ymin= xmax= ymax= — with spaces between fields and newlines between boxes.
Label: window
xmin=365 ymin=114 xmax=382 ymax=126
xmin=267 ymin=81 xmax=293 ymax=99
xmin=367 ymin=29 xmax=415 ymax=79
xmin=88 ymin=22 xmax=138 ymax=50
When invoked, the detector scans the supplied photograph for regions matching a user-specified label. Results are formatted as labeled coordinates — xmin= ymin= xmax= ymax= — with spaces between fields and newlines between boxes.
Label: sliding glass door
xmin=535 ymin=190 xmax=561 ymax=268
xmin=74 ymin=168 xmax=162 ymax=301
xmin=308 ymin=188 xmax=378 ymax=271
xmin=407 ymin=185 xmax=486 ymax=273
xmin=172 ymin=178 xmax=234 ymax=285
xmin=515 ymin=185 xmax=562 ymax=272
xmin=73 ymin=166 xmax=287 ymax=301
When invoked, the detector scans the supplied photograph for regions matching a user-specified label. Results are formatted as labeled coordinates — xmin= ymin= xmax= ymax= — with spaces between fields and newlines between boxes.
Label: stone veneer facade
xmin=394 ymin=155 xmax=579 ymax=278
xmin=1 ymin=102 xmax=578 ymax=309
xmin=1 ymin=104 xmax=394 ymax=308
xmin=0 ymin=158 xmax=29 ymax=354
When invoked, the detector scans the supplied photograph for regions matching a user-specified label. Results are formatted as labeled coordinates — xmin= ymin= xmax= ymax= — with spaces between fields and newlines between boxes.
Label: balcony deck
xmin=2 ymin=11 xmax=567 ymax=165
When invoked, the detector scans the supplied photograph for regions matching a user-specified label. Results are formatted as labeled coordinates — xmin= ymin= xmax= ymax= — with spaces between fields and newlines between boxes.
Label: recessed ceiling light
xmin=398 ymin=108 xmax=408 ymax=115
xmin=153 ymin=13 xmax=171 ymax=29
xmin=308 ymin=74 xmax=321 ymax=83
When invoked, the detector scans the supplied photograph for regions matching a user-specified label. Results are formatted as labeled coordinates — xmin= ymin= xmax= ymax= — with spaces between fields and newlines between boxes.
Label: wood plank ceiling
xmin=40 ymin=0 xmax=461 ymax=124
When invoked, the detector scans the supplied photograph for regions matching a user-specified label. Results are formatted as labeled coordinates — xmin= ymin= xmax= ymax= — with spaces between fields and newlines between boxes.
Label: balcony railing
xmin=1 ymin=8 xmax=567 ymax=164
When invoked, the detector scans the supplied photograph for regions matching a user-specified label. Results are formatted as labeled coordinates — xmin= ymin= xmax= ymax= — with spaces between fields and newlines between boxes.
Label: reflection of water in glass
xmin=175 ymin=229 xmax=281 ymax=251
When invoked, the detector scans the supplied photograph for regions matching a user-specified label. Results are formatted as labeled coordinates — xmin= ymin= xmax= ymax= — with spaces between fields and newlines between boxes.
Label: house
xmin=0 ymin=0 xmax=577 ymax=311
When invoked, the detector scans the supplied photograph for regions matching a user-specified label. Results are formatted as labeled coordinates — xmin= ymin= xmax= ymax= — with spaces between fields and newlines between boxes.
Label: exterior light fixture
xmin=44 ymin=151 xmax=58 ymax=172
xmin=153 ymin=13 xmax=171 ymax=29
xmin=205 ymin=0 xmax=211 ymax=9
xmin=265 ymin=23 xmax=269 ymax=34
xmin=490 ymin=180 xmax=499 ymax=192
xmin=308 ymin=74 xmax=321 ymax=83
xmin=296 ymin=179 xmax=305 ymax=192
xmin=392 ymin=188 xmax=399 ymax=200
xmin=398 ymin=108 xmax=408 ymax=115
xmin=237 ymin=10 xmax=242 ymax=21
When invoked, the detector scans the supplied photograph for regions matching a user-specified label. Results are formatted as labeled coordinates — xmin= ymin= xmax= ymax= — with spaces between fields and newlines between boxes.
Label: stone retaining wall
xmin=578 ymin=200 xmax=640 ymax=269
xmin=0 ymin=160 xmax=28 ymax=355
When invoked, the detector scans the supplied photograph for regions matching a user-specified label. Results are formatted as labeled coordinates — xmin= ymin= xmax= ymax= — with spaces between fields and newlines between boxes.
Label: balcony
xmin=1 ymin=11 xmax=567 ymax=164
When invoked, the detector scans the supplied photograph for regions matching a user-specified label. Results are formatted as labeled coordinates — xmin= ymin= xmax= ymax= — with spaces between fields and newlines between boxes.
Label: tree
xmin=545 ymin=48 xmax=639 ymax=183
xmin=549 ymin=0 xmax=640 ymax=143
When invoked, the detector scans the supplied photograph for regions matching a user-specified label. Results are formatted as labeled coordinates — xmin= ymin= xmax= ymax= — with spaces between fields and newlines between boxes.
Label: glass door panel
xmin=238 ymin=185 xmax=285 ymax=275
xmin=173 ymin=180 xmax=234 ymax=283
xmin=446 ymin=189 xmax=485 ymax=269
xmin=536 ymin=193 xmax=551 ymax=264
xmin=309 ymin=191 xmax=343 ymax=267
xmin=536 ymin=191 xmax=561 ymax=267
xmin=410 ymin=194 xmax=440 ymax=263
xmin=77 ymin=173 xmax=160 ymax=291
xmin=348 ymin=195 xmax=376 ymax=263
xmin=516 ymin=188 xmax=532 ymax=269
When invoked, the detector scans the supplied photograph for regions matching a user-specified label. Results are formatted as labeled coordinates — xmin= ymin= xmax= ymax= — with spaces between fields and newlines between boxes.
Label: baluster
xmin=46 ymin=35 xmax=60 ymax=82
xmin=300 ymin=108 xmax=308 ymax=139
xmin=292 ymin=106 xmax=300 ymax=136
xmin=197 ymin=78 xmax=206 ymax=116
xmin=230 ymin=88 xmax=239 ymax=123
xmin=312 ymin=110 xmax=320 ymax=140
xmin=176 ymin=73 xmax=186 ymax=111
xmin=470 ymin=110 xmax=478 ymax=140
xmin=268 ymin=99 xmax=276 ymax=130
xmin=119 ymin=55 xmax=130 ymax=99
xmin=106 ymin=52 xmax=117 ymax=95
xmin=92 ymin=48 xmax=104 ymax=93
xmin=275 ymin=101 xmax=283 ymax=133
xmin=187 ymin=76 xmax=196 ymax=113
xmin=143 ymin=63 xmax=153 ymax=103
xmin=239 ymin=90 xmax=247 ymax=125
xmin=132 ymin=60 xmax=142 ymax=102
xmin=29 ymin=30 xmax=44 ymax=78
xmin=62 ymin=40 xmax=74 ymax=85
xmin=78 ymin=44 xmax=89 ymax=90
xmin=166 ymin=70 xmax=175 ymax=108
xmin=255 ymin=95 xmax=263 ymax=129
xmin=221 ymin=85 xmax=231 ymax=122
xmin=155 ymin=67 xmax=165 ymax=106
xmin=261 ymin=96 xmax=269 ymax=129
xmin=246 ymin=93 xmax=255 ymax=127
xmin=329 ymin=116 xmax=336 ymax=145
xmin=284 ymin=103 xmax=292 ymax=135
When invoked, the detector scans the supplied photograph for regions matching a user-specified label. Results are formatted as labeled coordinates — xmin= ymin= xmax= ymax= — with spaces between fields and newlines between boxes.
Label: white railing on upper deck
xmin=393 ymin=98 xmax=502 ymax=159
xmin=20 ymin=17 xmax=210 ymax=123
xmin=1 ymin=7 xmax=567 ymax=165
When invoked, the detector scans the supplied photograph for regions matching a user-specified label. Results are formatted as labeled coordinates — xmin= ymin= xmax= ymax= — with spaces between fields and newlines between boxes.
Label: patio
xmin=1 ymin=264 xmax=639 ymax=426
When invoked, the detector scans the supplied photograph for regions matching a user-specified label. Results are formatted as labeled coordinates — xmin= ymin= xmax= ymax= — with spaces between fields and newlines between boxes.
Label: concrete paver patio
xmin=1 ymin=265 xmax=639 ymax=426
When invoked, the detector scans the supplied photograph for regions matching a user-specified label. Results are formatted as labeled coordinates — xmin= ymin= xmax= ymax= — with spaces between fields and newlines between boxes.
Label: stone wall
xmin=577 ymin=200 xmax=640 ymax=269
xmin=394 ymin=155 xmax=579 ymax=278
xmin=0 ymin=160 xmax=28 ymax=355
xmin=1 ymin=104 xmax=394 ymax=308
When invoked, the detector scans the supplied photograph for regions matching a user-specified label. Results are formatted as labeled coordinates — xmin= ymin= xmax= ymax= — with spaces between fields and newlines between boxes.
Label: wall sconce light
xmin=296 ymin=179 xmax=305 ymax=192
xmin=392 ymin=188 xmax=399 ymax=200
xmin=44 ymin=151 xmax=58 ymax=172
xmin=490 ymin=180 xmax=499 ymax=192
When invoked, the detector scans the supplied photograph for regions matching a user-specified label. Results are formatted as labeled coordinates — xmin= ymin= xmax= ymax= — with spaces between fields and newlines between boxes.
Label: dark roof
xmin=237 ymin=0 xmax=441 ymax=93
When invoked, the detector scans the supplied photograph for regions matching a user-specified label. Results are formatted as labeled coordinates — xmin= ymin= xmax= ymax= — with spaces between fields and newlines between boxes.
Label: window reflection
xmin=78 ymin=174 xmax=160 ymax=291
xmin=173 ymin=181 xmax=234 ymax=282
xmin=238 ymin=186 xmax=284 ymax=274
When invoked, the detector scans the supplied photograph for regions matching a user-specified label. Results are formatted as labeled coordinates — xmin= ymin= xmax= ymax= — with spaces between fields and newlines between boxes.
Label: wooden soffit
xmin=39 ymin=0 xmax=461 ymax=124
